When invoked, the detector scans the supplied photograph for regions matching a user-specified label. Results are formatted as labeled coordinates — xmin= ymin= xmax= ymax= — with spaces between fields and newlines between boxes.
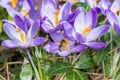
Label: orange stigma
xmin=11 ymin=0 xmax=18 ymax=8
xmin=54 ymin=10 xmax=60 ymax=26
xmin=82 ymin=27 xmax=92 ymax=36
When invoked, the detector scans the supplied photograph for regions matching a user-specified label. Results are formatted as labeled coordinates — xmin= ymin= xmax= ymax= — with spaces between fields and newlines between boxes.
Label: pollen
xmin=11 ymin=0 xmax=18 ymax=8
xmin=16 ymin=28 xmax=21 ymax=33
xmin=54 ymin=10 xmax=60 ymax=26
xmin=20 ymin=33 xmax=26 ymax=43
xmin=22 ymin=10 xmax=30 ymax=18
xmin=82 ymin=27 xmax=92 ymax=36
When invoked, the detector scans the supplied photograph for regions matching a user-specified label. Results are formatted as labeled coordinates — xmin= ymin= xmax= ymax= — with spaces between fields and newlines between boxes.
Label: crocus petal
xmin=113 ymin=23 xmax=120 ymax=35
xmin=41 ymin=20 xmax=54 ymax=33
xmin=43 ymin=42 xmax=59 ymax=54
xmin=100 ymin=0 xmax=110 ymax=10
xmin=45 ymin=3 xmax=56 ymax=26
xmin=85 ymin=9 xmax=98 ymax=29
xmin=106 ymin=10 xmax=118 ymax=26
xmin=50 ymin=31 xmax=64 ymax=42
xmin=30 ymin=37 xmax=46 ymax=46
xmin=74 ymin=10 xmax=84 ymax=34
xmin=87 ymin=0 xmax=96 ymax=8
xmin=71 ymin=44 xmax=87 ymax=53
xmin=27 ymin=20 xmax=39 ymax=39
xmin=27 ymin=0 xmax=35 ymax=11
xmin=30 ymin=20 xmax=39 ymax=37
xmin=63 ymin=22 xmax=77 ymax=41
xmin=79 ymin=0 xmax=86 ymax=2
xmin=67 ymin=8 xmax=82 ymax=23
xmin=2 ymin=19 xmax=15 ymax=25
xmin=60 ymin=2 xmax=71 ymax=21
xmin=44 ymin=0 xmax=56 ymax=8
xmin=58 ymin=50 xmax=71 ymax=57
xmin=23 ymin=0 xmax=35 ymax=18
xmin=0 ymin=0 xmax=11 ymax=8
xmin=76 ymin=32 xmax=85 ymax=43
xmin=1 ymin=40 xmax=19 ymax=48
xmin=83 ymin=42 xmax=106 ymax=50
xmin=6 ymin=7 xmax=23 ymax=18
xmin=25 ymin=17 xmax=33 ymax=27
xmin=14 ymin=15 xmax=27 ymax=32
xmin=3 ymin=23 xmax=21 ymax=41
xmin=110 ymin=0 xmax=120 ymax=12
xmin=86 ymin=25 xmax=110 ymax=41
xmin=22 ymin=0 xmax=30 ymax=11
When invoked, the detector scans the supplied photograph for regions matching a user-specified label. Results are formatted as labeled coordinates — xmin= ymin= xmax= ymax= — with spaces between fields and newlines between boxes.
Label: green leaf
xmin=75 ymin=53 xmax=94 ymax=69
xmin=63 ymin=69 xmax=88 ymax=80
xmin=47 ymin=62 xmax=74 ymax=76
xmin=93 ymin=50 xmax=106 ymax=65
xmin=0 ymin=77 xmax=3 ymax=80
xmin=10 ymin=65 xmax=21 ymax=80
xmin=75 ymin=2 xmax=91 ymax=13
xmin=0 ymin=20 xmax=2 ymax=34
xmin=43 ymin=60 xmax=54 ymax=74
xmin=20 ymin=61 xmax=33 ymax=80
xmin=98 ymin=14 xmax=106 ymax=25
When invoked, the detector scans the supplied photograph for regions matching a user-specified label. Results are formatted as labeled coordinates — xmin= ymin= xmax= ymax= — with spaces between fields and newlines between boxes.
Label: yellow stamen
xmin=23 ymin=10 xmax=30 ymax=18
xmin=54 ymin=10 xmax=60 ymax=26
xmin=11 ymin=0 xmax=18 ymax=8
xmin=82 ymin=27 xmax=92 ymax=36
xmin=20 ymin=33 xmax=26 ymax=43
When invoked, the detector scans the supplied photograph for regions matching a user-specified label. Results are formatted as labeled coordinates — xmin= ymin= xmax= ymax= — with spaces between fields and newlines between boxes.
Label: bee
xmin=59 ymin=39 xmax=69 ymax=51
xmin=96 ymin=0 xmax=100 ymax=3
xmin=114 ymin=10 xmax=120 ymax=15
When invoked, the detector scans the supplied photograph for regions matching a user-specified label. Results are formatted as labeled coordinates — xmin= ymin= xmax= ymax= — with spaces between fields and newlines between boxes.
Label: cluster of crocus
xmin=1 ymin=15 xmax=46 ymax=48
xmin=79 ymin=0 xmax=120 ymax=35
xmin=2 ymin=0 xmax=120 ymax=57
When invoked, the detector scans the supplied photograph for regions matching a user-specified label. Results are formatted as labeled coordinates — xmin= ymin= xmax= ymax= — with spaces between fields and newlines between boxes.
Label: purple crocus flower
xmin=79 ymin=0 xmax=110 ymax=9
xmin=107 ymin=12 xmax=120 ymax=35
xmin=109 ymin=0 xmax=120 ymax=15
xmin=5 ymin=0 xmax=41 ymax=21
xmin=97 ymin=0 xmax=120 ymax=15
xmin=101 ymin=0 xmax=120 ymax=35
xmin=0 ymin=0 xmax=22 ymax=9
xmin=22 ymin=0 xmax=41 ymax=20
xmin=43 ymin=30 xmax=86 ymax=57
xmin=40 ymin=1 xmax=71 ymax=33
xmin=63 ymin=9 xmax=110 ymax=50
xmin=1 ymin=15 xmax=46 ymax=48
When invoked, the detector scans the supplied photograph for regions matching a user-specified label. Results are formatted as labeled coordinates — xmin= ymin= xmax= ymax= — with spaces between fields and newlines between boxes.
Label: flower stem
xmin=35 ymin=47 xmax=44 ymax=80
xmin=37 ymin=57 xmax=43 ymax=80
xmin=26 ymin=49 xmax=40 ymax=80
